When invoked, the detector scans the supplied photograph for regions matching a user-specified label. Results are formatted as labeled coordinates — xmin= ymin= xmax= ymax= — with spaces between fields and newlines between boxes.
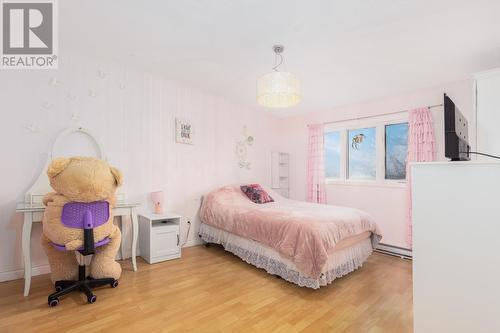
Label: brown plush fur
xmin=41 ymin=156 xmax=123 ymax=283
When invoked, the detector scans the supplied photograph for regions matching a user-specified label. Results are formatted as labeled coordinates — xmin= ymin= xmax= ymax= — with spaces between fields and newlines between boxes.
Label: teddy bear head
xmin=47 ymin=156 xmax=123 ymax=202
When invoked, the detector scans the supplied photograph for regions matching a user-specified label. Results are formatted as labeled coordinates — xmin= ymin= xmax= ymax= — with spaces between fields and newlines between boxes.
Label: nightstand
xmin=138 ymin=212 xmax=182 ymax=264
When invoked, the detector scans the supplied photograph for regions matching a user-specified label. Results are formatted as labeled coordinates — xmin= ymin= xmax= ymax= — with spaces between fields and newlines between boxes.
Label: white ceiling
xmin=61 ymin=0 xmax=500 ymax=116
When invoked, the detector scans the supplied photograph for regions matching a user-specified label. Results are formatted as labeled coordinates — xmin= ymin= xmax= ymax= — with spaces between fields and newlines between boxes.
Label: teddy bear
xmin=41 ymin=156 xmax=123 ymax=283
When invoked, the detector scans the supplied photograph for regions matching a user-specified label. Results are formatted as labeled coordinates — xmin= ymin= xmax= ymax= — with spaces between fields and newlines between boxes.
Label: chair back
xmin=61 ymin=201 xmax=109 ymax=229
xmin=60 ymin=201 xmax=110 ymax=255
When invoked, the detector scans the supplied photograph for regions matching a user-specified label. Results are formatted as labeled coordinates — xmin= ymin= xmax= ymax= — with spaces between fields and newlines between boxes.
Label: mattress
xmin=199 ymin=223 xmax=374 ymax=289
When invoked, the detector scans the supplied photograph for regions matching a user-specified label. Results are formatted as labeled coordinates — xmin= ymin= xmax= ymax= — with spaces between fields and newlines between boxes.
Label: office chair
xmin=47 ymin=201 xmax=118 ymax=307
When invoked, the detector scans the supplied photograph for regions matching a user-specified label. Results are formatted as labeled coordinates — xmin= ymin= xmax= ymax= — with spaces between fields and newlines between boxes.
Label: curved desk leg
xmin=119 ymin=217 xmax=125 ymax=261
xmin=131 ymin=207 xmax=138 ymax=271
xmin=22 ymin=212 xmax=33 ymax=297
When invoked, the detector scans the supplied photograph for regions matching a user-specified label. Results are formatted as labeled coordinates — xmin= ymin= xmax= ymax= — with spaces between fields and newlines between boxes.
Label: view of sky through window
xmin=348 ymin=127 xmax=376 ymax=179
xmin=385 ymin=122 xmax=408 ymax=179
xmin=324 ymin=131 xmax=340 ymax=178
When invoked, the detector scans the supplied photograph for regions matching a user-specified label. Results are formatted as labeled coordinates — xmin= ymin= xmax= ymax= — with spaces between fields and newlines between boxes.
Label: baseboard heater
xmin=375 ymin=243 xmax=412 ymax=260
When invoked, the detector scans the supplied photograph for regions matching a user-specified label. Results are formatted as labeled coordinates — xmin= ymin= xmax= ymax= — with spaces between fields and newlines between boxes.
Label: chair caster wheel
xmin=88 ymin=295 xmax=97 ymax=304
xmin=48 ymin=298 xmax=59 ymax=307
xmin=54 ymin=281 xmax=64 ymax=291
xmin=111 ymin=280 xmax=119 ymax=288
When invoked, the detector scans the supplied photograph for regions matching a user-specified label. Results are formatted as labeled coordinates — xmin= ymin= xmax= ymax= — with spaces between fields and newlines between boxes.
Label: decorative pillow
xmin=240 ymin=184 xmax=274 ymax=204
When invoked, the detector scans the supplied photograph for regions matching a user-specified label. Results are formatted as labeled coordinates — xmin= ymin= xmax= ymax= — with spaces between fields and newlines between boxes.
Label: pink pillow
xmin=240 ymin=184 xmax=274 ymax=204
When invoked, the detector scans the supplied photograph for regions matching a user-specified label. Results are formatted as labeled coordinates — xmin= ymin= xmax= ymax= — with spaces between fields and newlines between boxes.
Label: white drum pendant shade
xmin=257 ymin=44 xmax=301 ymax=108
xmin=257 ymin=71 xmax=301 ymax=108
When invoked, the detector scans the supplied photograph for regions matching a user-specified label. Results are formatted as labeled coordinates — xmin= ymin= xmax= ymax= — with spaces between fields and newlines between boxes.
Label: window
xmin=385 ymin=122 xmax=408 ymax=180
xmin=323 ymin=116 xmax=409 ymax=185
xmin=324 ymin=131 xmax=341 ymax=179
xmin=348 ymin=127 xmax=376 ymax=180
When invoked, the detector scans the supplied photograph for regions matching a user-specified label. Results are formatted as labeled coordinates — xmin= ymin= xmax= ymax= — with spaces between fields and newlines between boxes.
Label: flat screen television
xmin=444 ymin=93 xmax=470 ymax=161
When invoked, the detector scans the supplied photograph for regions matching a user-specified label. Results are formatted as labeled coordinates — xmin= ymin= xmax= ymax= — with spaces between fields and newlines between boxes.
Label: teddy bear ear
xmin=110 ymin=166 xmax=123 ymax=187
xmin=47 ymin=158 xmax=71 ymax=178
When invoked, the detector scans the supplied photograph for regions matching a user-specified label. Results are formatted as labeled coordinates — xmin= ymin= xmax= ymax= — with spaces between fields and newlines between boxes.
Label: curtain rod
xmin=308 ymin=103 xmax=444 ymax=126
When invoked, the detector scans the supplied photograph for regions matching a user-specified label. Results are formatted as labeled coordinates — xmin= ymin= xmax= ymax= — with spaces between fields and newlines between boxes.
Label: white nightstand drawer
xmin=152 ymin=230 xmax=179 ymax=257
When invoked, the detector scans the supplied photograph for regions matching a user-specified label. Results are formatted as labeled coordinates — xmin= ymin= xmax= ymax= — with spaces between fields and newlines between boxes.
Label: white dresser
xmin=412 ymin=161 xmax=500 ymax=333
xmin=475 ymin=68 xmax=500 ymax=156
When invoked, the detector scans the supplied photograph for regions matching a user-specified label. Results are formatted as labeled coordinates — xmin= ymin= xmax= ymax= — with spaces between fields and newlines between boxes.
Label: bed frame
xmin=198 ymin=223 xmax=374 ymax=289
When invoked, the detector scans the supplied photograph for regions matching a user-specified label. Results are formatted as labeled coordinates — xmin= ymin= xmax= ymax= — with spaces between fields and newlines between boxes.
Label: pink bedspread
xmin=200 ymin=186 xmax=382 ymax=279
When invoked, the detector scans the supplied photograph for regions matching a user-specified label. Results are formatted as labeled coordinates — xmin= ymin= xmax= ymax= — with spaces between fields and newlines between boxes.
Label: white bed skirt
xmin=198 ymin=223 xmax=374 ymax=289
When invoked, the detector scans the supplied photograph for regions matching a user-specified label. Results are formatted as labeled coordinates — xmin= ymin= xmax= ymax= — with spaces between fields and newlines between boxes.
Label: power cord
xmin=466 ymin=151 xmax=500 ymax=160
xmin=181 ymin=220 xmax=191 ymax=247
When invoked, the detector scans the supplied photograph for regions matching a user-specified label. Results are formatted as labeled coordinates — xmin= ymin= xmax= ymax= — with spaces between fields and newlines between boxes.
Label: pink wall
xmin=0 ymin=52 xmax=282 ymax=281
xmin=278 ymin=79 xmax=475 ymax=248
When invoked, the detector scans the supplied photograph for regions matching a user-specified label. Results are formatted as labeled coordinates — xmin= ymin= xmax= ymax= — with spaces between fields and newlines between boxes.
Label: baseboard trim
xmin=375 ymin=243 xmax=412 ymax=259
xmin=0 ymin=264 xmax=50 ymax=283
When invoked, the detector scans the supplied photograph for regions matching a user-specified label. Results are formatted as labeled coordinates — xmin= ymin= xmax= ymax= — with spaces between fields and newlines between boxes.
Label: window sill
xmin=325 ymin=179 xmax=407 ymax=189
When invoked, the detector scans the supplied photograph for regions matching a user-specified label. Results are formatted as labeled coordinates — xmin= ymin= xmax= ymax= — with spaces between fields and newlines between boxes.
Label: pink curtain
xmin=406 ymin=108 xmax=436 ymax=248
xmin=306 ymin=124 xmax=327 ymax=204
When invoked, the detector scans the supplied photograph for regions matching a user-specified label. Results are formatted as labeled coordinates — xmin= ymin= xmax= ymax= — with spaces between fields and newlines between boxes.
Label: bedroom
xmin=0 ymin=1 xmax=499 ymax=332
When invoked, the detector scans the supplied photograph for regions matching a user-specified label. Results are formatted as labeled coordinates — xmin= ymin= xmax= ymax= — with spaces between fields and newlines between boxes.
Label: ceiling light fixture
xmin=257 ymin=44 xmax=301 ymax=108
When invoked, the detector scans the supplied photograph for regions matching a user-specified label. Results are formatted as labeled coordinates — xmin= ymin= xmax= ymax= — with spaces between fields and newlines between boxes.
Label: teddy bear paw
xmin=89 ymin=260 xmax=122 ymax=280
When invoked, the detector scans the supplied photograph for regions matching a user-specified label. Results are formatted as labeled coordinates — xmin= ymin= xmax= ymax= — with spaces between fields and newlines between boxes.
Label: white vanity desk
xmin=16 ymin=126 xmax=140 ymax=296
xmin=16 ymin=202 xmax=140 ymax=296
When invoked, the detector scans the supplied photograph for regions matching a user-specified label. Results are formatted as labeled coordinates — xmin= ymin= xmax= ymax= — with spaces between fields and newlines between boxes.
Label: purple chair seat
xmin=51 ymin=237 xmax=111 ymax=251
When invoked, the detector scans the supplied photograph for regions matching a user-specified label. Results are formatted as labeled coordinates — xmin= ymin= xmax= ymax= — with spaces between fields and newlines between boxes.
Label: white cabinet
xmin=411 ymin=161 xmax=500 ymax=333
xmin=139 ymin=212 xmax=181 ymax=264
xmin=475 ymin=68 xmax=500 ymax=157
xmin=271 ymin=152 xmax=290 ymax=198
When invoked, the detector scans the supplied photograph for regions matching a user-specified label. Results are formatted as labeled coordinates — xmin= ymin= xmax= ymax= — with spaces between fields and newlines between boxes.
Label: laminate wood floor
xmin=0 ymin=245 xmax=412 ymax=333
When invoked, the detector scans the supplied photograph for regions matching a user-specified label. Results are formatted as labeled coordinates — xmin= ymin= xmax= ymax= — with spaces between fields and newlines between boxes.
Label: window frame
xmin=324 ymin=113 xmax=408 ymax=188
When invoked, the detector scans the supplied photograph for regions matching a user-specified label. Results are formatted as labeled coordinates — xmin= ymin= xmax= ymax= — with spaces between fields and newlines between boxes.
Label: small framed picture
xmin=175 ymin=118 xmax=194 ymax=145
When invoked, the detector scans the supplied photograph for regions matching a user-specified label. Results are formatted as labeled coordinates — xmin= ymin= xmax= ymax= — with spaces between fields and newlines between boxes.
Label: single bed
xmin=199 ymin=185 xmax=382 ymax=289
